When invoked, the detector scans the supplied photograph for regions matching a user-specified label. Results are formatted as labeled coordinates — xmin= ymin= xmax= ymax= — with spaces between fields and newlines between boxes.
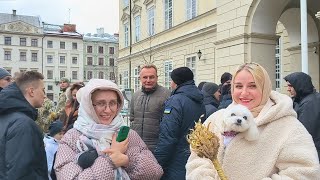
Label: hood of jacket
xmin=0 ymin=83 xmax=37 ymax=120
xmin=172 ymin=80 xmax=203 ymax=104
xmin=284 ymin=72 xmax=314 ymax=102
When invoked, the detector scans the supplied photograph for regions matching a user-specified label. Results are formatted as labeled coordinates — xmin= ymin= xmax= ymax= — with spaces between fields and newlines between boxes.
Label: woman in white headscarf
xmin=54 ymin=79 xmax=163 ymax=180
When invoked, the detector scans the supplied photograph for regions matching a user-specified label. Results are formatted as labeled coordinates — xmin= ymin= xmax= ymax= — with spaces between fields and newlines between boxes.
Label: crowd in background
xmin=0 ymin=63 xmax=319 ymax=180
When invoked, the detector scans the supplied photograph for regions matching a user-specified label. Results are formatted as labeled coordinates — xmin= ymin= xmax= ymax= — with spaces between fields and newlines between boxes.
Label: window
xmin=134 ymin=16 xmax=141 ymax=42
xmin=87 ymin=46 xmax=92 ymax=53
xmin=124 ymin=23 xmax=129 ymax=47
xmin=6 ymin=69 xmax=11 ymax=74
xmin=165 ymin=0 xmax=173 ymax=29
xmin=60 ymin=71 xmax=66 ymax=79
xmin=87 ymin=71 xmax=93 ymax=80
xmin=110 ymin=72 xmax=115 ymax=80
xmin=87 ymin=57 xmax=93 ymax=65
xmin=164 ymin=61 xmax=173 ymax=89
xmin=99 ymin=46 xmax=104 ymax=54
xmin=123 ymin=0 xmax=129 ymax=7
xmin=31 ymin=39 xmax=38 ymax=47
xmin=60 ymin=42 xmax=65 ymax=49
xmin=123 ymin=71 xmax=129 ymax=89
xmin=47 ymin=41 xmax=53 ymax=48
xmin=47 ymin=70 xmax=53 ymax=79
xmin=20 ymin=52 xmax=27 ymax=61
xmin=275 ymin=38 xmax=281 ymax=90
xmin=99 ymin=58 xmax=104 ymax=66
xmin=72 ymin=57 xmax=78 ymax=64
xmin=186 ymin=56 xmax=196 ymax=79
xmin=109 ymin=47 xmax=115 ymax=54
xmin=148 ymin=6 xmax=155 ymax=36
xmin=47 ymin=93 xmax=54 ymax=101
xmin=109 ymin=58 xmax=115 ymax=66
xmin=5 ymin=37 xmax=11 ymax=45
xmin=20 ymin=38 xmax=27 ymax=46
xmin=186 ymin=0 xmax=197 ymax=20
xmin=4 ymin=51 xmax=11 ymax=60
xmin=31 ymin=52 xmax=38 ymax=62
xmin=133 ymin=66 xmax=140 ymax=91
xmin=72 ymin=42 xmax=77 ymax=50
xmin=48 ymin=85 xmax=53 ymax=90
xmin=98 ymin=71 xmax=104 ymax=79
xmin=119 ymin=74 xmax=122 ymax=85
xmin=31 ymin=69 xmax=38 ymax=72
xmin=60 ymin=56 xmax=66 ymax=64
xmin=47 ymin=55 xmax=53 ymax=63
xmin=72 ymin=71 xmax=78 ymax=80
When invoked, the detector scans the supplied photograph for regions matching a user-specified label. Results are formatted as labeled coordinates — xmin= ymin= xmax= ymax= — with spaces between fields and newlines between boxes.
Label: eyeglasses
xmin=92 ymin=100 xmax=119 ymax=111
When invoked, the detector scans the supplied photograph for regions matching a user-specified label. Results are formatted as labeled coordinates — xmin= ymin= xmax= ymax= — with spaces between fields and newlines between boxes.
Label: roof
xmin=83 ymin=33 xmax=118 ymax=43
xmin=0 ymin=13 xmax=41 ymax=27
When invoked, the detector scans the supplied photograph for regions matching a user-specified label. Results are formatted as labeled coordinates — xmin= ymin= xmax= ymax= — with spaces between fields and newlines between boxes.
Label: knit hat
xmin=49 ymin=120 xmax=63 ymax=137
xmin=202 ymin=82 xmax=219 ymax=95
xmin=60 ymin=77 xmax=70 ymax=83
xmin=170 ymin=67 xmax=194 ymax=85
xmin=220 ymin=72 xmax=232 ymax=84
xmin=0 ymin=68 xmax=11 ymax=79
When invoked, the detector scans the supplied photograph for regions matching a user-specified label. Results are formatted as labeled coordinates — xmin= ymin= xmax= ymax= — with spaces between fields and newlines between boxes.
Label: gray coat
xmin=130 ymin=85 xmax=170 ymax=153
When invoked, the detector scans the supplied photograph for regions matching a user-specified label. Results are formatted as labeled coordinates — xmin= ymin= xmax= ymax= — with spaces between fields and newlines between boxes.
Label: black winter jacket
xmin=154 ymin=80 xmax=205 ymax=180
xmin=0 ymin=83 xmax=48 ymax=180
xmin=284 ymin=72 xmax=320 ymax=160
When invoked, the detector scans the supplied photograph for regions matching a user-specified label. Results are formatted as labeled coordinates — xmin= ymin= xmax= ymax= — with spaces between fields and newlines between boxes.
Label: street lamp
xmin=197 ymin=50 xmax=202 ymax=60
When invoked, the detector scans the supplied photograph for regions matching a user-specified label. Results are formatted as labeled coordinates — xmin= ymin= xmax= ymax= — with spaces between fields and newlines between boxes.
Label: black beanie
xmin=171 ymin=67 xmax=194 ymax=85
xmin=220 ymin=72 xmax=232 ymax=84
xmin=202 ymin=82 xmax=219 ymax=95
xmin=49 ymin=120 xmax=63 ymax=137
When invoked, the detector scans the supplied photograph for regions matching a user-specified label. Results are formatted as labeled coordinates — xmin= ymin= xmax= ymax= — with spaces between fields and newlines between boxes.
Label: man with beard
xmin=0 ymin=67 xmax=12 ymax=92
xmin=130 ymin=64 xmax=171 ymax=153
xmin=55 ymin=77 xmax=70 ymax=115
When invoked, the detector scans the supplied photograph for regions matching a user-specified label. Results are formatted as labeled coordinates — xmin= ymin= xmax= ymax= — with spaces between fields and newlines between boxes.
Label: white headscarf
xmin=73 ymin=79 xmax=125 ymax=152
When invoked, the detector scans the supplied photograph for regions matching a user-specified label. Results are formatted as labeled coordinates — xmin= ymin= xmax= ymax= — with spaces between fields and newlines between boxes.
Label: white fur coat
xmin=186 ymin=91 xmax=320 ymax=180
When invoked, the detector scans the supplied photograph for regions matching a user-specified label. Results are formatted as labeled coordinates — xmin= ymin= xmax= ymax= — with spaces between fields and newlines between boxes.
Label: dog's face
xmin=223 ymin=104 xmax=254 ymax=133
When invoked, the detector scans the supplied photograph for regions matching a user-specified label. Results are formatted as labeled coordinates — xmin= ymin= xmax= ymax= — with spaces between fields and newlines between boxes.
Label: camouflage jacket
xmin=56 ymin=92 xmax=67 ymax=115
xmin=36 ymin=98 xmax=56 ymax=133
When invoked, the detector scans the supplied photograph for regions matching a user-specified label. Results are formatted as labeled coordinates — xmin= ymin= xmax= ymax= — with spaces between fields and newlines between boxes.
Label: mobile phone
xmin=116 ymin=126 xmax=130 ymax=142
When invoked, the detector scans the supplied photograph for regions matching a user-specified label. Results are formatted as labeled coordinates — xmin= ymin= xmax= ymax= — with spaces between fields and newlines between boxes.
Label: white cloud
xmin=0 ymin=0 xmax=119 ymax=34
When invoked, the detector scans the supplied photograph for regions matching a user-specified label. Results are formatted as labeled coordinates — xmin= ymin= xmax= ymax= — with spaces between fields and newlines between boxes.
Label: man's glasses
xmin=92 ymin=100 xmax=119 ymax=111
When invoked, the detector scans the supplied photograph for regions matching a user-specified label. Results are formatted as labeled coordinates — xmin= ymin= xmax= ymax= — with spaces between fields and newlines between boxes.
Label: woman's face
xmin=233 ymin=70 xmax=262 ymax=110
xmin=71 ymin=89 xmax=78 ymax=100
xmin=91 ymin=90 xmax=119 ymax=125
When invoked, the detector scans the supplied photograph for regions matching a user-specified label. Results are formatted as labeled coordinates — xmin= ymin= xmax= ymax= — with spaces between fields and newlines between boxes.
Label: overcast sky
xmin=0 ymin=0 xmax=119 ymax=34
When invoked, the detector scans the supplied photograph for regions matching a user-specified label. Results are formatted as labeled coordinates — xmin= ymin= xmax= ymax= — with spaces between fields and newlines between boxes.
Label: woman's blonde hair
xmin=231 ymin=62 xmax=272 ymax=117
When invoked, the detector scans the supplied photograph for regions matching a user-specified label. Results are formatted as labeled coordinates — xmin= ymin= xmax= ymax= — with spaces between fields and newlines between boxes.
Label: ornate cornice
xmin=143 ymin=0 xmax=155 ymax=6
xmin=132 ymin=5 xmax=142 ymax=15
xmin=121 ymin=13 xmax=130 ymax=22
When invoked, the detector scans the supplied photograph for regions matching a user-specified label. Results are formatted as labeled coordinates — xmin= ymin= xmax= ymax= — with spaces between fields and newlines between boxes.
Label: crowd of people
xmin=0 ymin=63 xmax=319 ymax=179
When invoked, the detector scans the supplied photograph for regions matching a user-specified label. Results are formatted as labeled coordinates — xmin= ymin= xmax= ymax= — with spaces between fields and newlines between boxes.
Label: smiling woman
xmin=54 ymin=79 xmax=163 ymax=180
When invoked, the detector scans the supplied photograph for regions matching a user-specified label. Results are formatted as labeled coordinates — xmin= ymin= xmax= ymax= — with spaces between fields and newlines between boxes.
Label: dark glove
xmin=77 ymin=149 xmax=98 ymax=169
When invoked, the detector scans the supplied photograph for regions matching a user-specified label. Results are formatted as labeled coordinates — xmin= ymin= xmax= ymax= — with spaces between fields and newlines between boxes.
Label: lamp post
xmin=197 ymin=50 xmax=202 ymax=60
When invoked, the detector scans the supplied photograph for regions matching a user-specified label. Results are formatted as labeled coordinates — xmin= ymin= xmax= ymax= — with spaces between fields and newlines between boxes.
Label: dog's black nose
xmin=237 ymin=119 xmax=242 ymax=123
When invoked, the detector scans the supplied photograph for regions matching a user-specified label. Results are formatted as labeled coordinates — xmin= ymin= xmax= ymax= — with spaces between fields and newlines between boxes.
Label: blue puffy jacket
xmin=154 ymin=80 xmax=205 ymax=180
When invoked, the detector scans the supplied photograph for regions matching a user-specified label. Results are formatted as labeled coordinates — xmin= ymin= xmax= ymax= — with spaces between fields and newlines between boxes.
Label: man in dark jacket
xmin=0 ymin=71 xmax=48 ymax=180
xmin=154 ymin=67 xmax=205 ymax=180
xmin=130 ymin=64 xmax=170 ymax=153
xmin=218 ymin=72 xmax=232 ymax=109
xmin=284 ymin=72 xmax=320 ymax=161
xmin=201 ymin=82 xmax=220 ymax=119
xmin=0 ymin=67 xmax=12 ymax=92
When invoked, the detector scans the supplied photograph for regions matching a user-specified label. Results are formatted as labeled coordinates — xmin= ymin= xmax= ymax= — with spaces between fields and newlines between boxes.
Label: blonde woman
xmin=186 ymin=62 xmax=320 ymax=179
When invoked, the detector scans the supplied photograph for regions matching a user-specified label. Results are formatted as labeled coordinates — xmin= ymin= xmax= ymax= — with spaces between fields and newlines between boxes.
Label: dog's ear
xmin=244 ymin=123 xmax=259 ymax=141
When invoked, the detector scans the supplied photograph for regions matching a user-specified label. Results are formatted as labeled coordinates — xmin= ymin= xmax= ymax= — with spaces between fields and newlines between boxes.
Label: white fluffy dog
xmin=222 ymin=104 xmax=259 ymax=145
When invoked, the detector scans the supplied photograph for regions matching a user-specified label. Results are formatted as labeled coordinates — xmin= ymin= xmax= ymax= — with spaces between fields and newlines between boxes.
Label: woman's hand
xmin=110 ymin=133 xmax=129 ymax=153
xmin=102 ymin=133 xmax=129 ymax=167
xmin=104 ymin=148 xmax=129 ymax=168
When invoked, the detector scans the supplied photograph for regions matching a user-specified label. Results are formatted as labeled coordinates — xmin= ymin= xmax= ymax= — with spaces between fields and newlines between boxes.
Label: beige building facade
xmin=118 ymin=0 xmax=320 ymax=93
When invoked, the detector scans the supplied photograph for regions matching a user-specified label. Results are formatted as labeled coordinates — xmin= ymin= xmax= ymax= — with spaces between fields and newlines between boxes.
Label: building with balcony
xmin=118 ymin=0 xmax=320 ymax=93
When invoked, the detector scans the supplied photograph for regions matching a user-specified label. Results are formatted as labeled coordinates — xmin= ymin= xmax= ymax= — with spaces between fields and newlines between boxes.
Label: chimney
xmin=63 ymin=24 xmax=76 ymax=32
xmin=97 ymin=28 xmax=104 ymax=36
xmin=12 ymin=10 xmax=16 ymax=16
